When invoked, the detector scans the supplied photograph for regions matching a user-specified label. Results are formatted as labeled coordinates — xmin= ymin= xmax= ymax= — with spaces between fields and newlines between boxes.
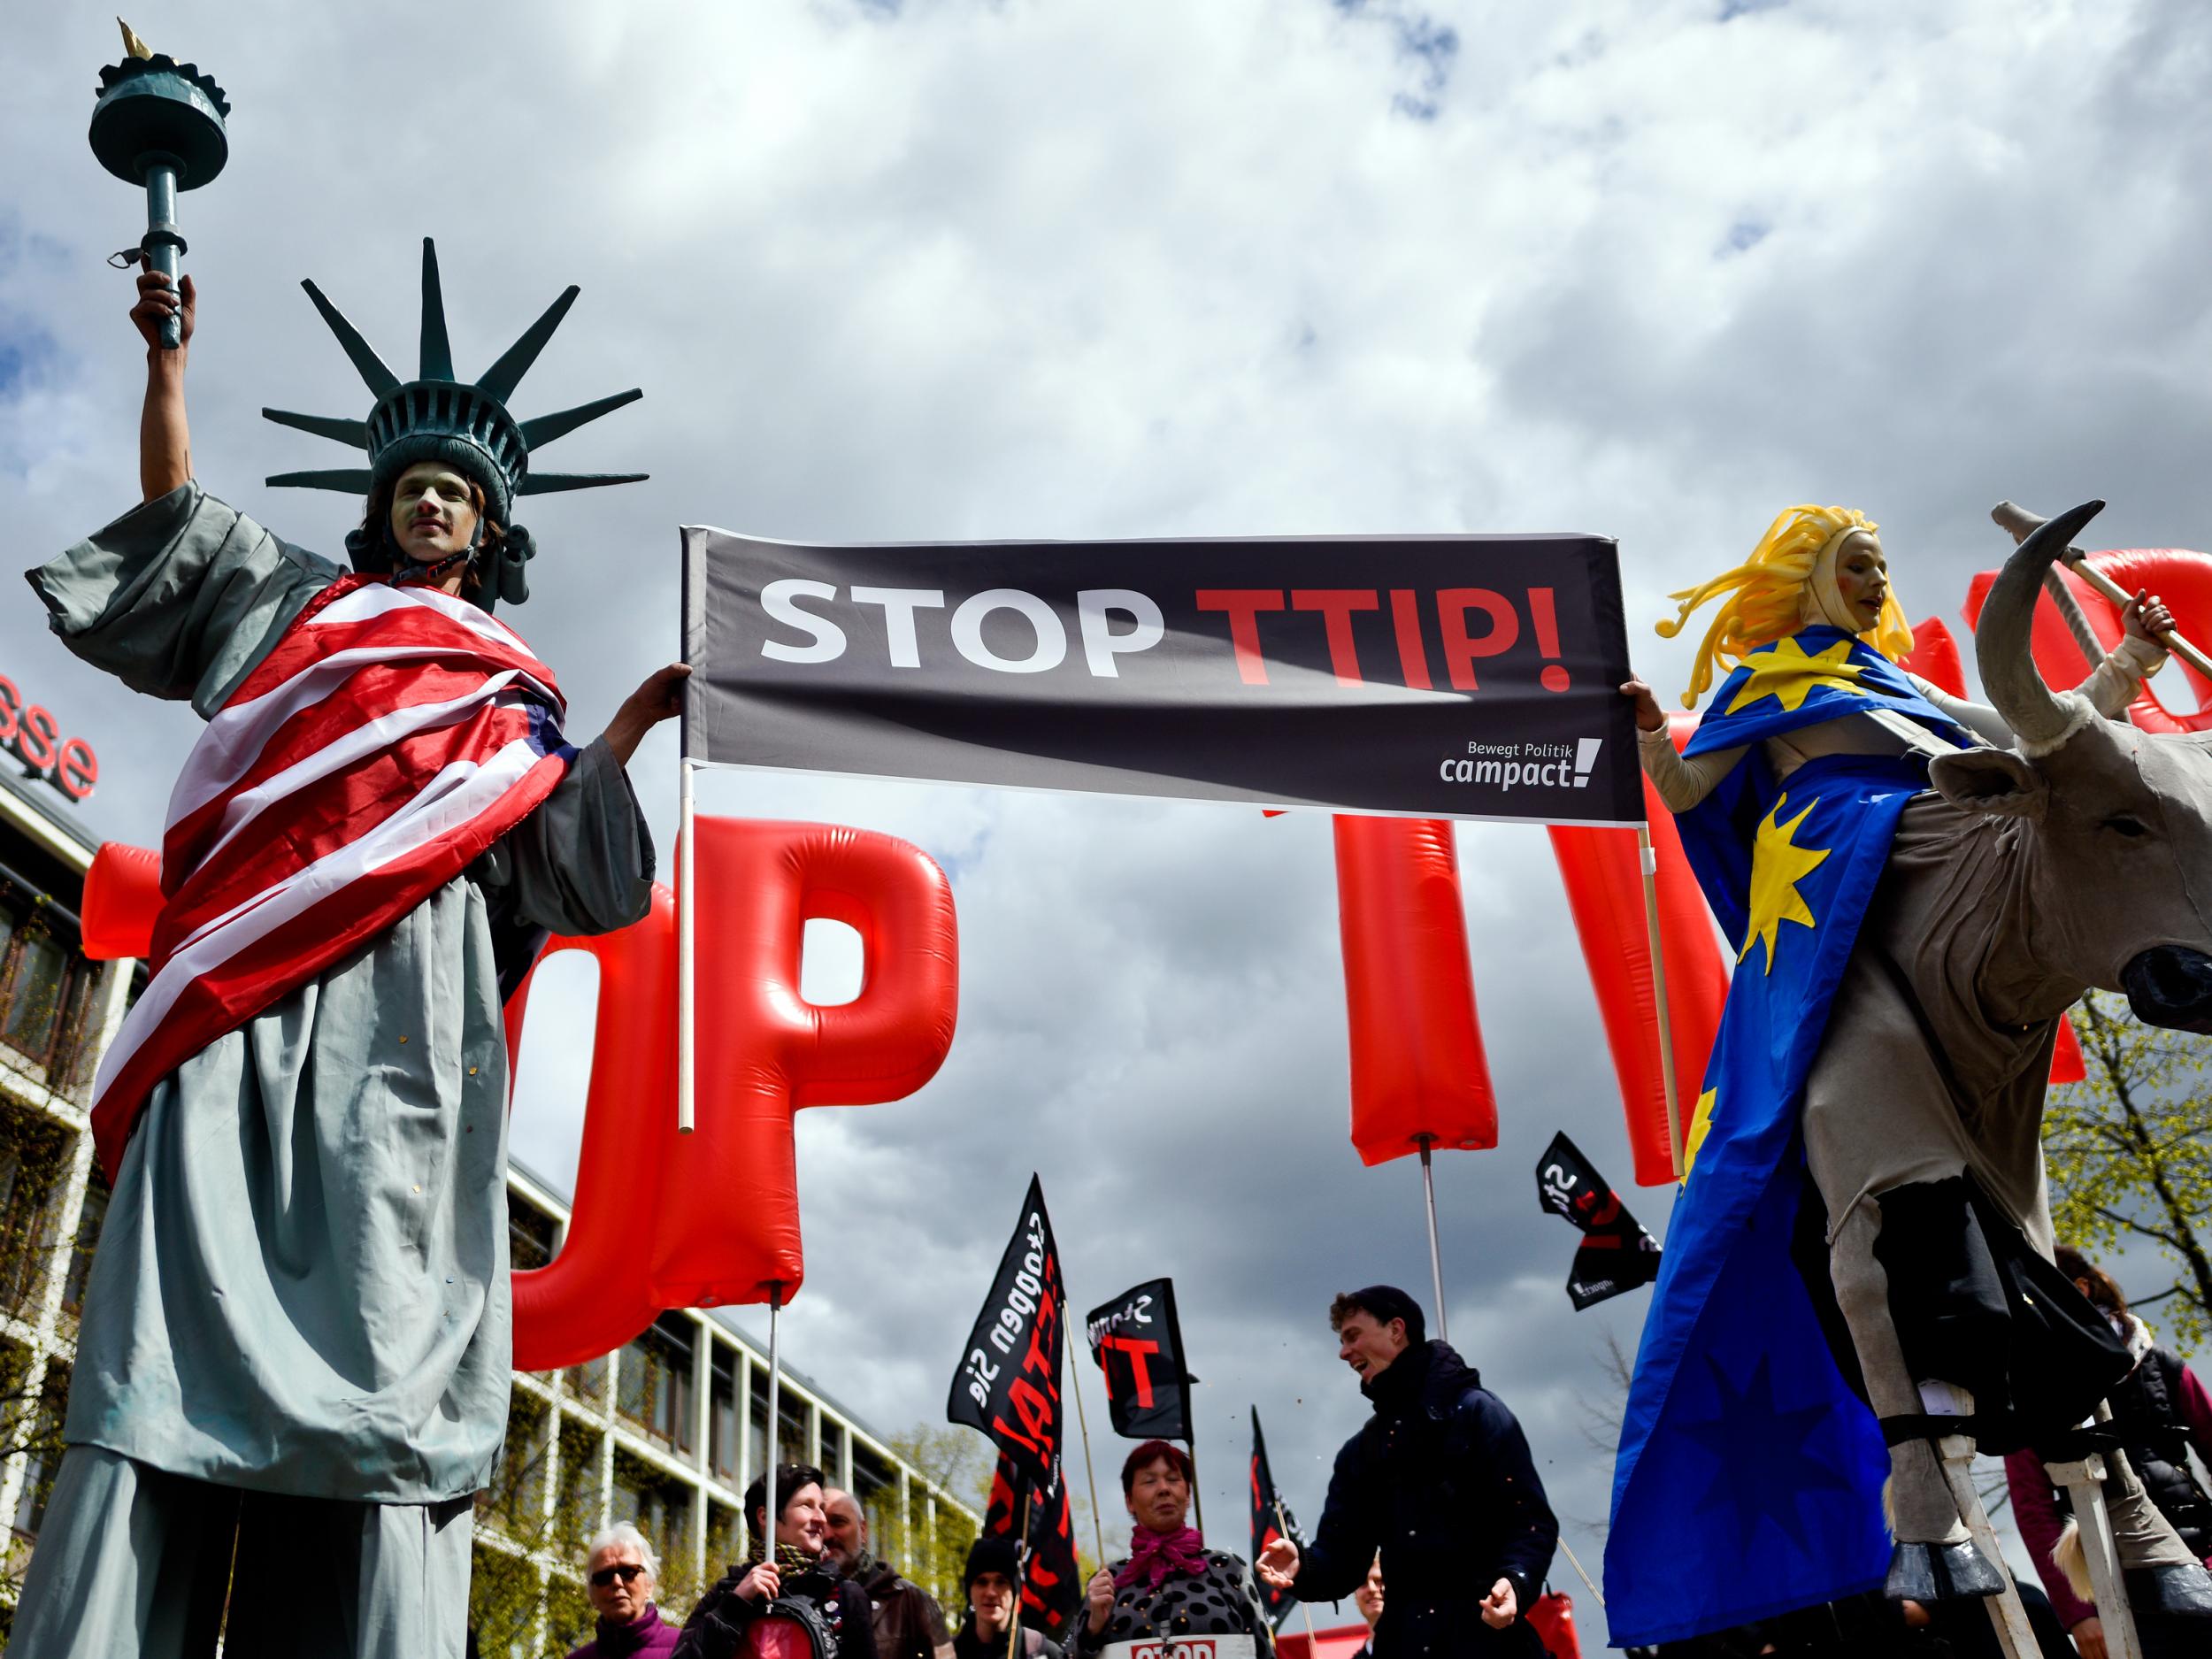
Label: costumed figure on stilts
xmin=10 ymin=242 xmax=685 ymax=1657
xmin=1603 ymin=502 xmax=2212 ymax=1650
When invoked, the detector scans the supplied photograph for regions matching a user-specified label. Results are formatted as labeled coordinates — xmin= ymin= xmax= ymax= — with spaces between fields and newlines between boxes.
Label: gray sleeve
xmin=1638 ymin=725 xmax=1743 ymax=814
xmin=2080 ymin=635 xmax=2165 ymax=719
xmin=1905 ymin=675 xmax=2015 ymax=748
xmin=1907 ymin=639 xmax=2160 ymax=741
xmin=25 ymin=482 xmax=342 ymax=716
xmin=501 ymin=736 xmax=657 ymax=937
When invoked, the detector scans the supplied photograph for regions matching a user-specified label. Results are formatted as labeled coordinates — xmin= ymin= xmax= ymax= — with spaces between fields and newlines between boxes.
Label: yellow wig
xmin=1657 ymin=504 xmax=1914 ymax=709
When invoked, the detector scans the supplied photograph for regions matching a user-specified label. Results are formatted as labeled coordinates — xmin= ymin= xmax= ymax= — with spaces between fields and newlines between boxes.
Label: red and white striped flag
xmin=90 ymin=574 xmax=573 ymax=1178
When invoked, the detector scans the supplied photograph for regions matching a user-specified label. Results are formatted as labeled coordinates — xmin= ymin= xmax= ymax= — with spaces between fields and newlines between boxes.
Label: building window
xmin=572 ymin=1350 xmax=610 ymax=1407
xmin=819 ymin=1417 xmax=845 ymax=1484
xmin=508 ymin=1190 xmax=558 ymax=1272
xmin=780 ymin=1392 xmax=812 ymax=1471
xmin=8 ymin=1356 xmax=69 ymax=1539
xmin=0 ymin=1107 xmax=68 ymax=1317
xmin=480 ymin=1395 xmax=550 ymax=1540
xmin=468 ymin=1540 xmax=546 ymax=1659
xmin=611 ymin=1451 xmax=692 ymax=1589
xmin=853 ymin=1446 xmax=897 ymax=1562
xmin=60 ymin=1166 xmax=110 ymax=1316
xmin=0 ymin=910 xmax=96 ymax=1091
xmin=617 ymin=1317 xmax=694 ymax=1454
xmin=556 ymin=1419 xmax=602 ymax=1542
xmin=749 ymin=1368 xmax=770 ymax=1487
xmin=708 ymin=1348 xmax=743 ymax=1486
xmin=708 ymin=1498 xmax=744 ymax=1568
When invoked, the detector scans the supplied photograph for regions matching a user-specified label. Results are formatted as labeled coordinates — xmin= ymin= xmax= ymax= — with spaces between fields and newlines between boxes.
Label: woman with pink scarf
xmin=1078 ymin=1440 xmax=1274 ymax=1658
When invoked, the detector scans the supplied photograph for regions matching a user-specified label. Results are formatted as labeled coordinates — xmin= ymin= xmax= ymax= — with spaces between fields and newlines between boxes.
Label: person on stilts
xmin=10 ymin=250 xmax=679 ymax=1656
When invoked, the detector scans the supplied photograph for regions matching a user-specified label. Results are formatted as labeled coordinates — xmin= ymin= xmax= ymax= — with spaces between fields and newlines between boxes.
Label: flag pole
xmin=764 ymin=1280 xmax=783 ymax=1531
xmin=1185 ymin=1437 xmax=1204 ymax=1537
xmin=1273 ymin=1498 xmax=1320 ymax=1655
xmin=1637 ymin=826 xmax=1685 ymax=1179
xmin=1009 ymin=1486 xmax=1034 ymax=1659
xmin=1416 ymin=1135 xmax=1448 ymax=1342
xmin=679 ymin=756 xmax=697 ymax=1134
xmin=1068 ymin=1355 xmax=1109 ymax=1564
xmin=1556 ymin=1534 xmax=1605 ymax=1608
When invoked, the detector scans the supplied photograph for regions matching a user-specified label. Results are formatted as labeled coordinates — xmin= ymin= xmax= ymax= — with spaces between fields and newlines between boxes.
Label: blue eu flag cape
xmin=1604 ymin=627 xmax=1976 ymax=1646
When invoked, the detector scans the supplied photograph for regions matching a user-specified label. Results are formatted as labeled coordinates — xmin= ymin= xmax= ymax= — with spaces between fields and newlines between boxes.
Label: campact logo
xmin=1437 ymin=736 xmax=1602 ymax=791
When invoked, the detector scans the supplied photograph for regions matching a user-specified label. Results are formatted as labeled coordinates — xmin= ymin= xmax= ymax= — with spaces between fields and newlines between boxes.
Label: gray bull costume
xmin=1813 ymin=504 xmax=2212 ymax=1618
xmin=1613 ymin=500 xmax=2212 ymax=1650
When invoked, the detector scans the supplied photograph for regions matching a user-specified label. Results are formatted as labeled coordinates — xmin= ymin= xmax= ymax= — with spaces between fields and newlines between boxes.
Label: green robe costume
xmin=10 ymin=484 xmax=653 ymax=1652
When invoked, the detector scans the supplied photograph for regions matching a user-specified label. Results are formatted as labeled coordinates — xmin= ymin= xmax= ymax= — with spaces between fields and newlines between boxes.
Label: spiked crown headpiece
xmin=263 ymin=238 xmax=645 ymax=606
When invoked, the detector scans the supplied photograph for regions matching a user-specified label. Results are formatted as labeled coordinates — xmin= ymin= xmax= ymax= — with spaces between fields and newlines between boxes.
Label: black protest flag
xmin=1248 ymin=1408 xmax=1305 ymax=1630
xmin=983 ymin=1450 xmax=1083 ymax=1642
xmin=1085 ymin=1277 xmax=1196 ymax=1441
xmin=948 ymin=1174 xmax=1067 ymax=1489
xmin=1536 ymin=1130 xmax=1662 ymax=1310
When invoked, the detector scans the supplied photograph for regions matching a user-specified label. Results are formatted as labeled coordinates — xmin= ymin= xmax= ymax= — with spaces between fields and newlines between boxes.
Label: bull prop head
xmin=1932 ymin=499 xmax=2212 ymax=1033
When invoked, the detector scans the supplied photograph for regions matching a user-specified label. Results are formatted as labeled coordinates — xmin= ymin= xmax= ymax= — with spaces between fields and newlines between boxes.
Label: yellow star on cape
xmin=1682 ymin=1087 xmax=1720 ymax=1179
xmin=1725 ymin=634 xmax=1868 ymax=717
xmin=1740 ymin=793 xmax=1831 ymax=975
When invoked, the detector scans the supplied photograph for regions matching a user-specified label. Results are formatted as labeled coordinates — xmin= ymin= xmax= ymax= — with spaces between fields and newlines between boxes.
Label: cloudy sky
xmin=7 ymin=0 xmax=2212 ymax=1646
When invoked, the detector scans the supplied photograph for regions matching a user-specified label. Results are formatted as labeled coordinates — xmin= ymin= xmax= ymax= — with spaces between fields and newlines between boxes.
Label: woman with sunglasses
xmin=570 ymin=1524 xmax=684 ymax=1658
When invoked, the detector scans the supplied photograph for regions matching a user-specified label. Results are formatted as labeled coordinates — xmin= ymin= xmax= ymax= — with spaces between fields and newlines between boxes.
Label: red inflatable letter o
xmin=1334 ymin=817 xmax=1498 ymax=1165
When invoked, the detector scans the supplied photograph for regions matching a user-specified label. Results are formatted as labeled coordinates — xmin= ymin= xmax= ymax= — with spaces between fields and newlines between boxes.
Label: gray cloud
xmin=9 ymin=1 xmax=2210 ymax=1645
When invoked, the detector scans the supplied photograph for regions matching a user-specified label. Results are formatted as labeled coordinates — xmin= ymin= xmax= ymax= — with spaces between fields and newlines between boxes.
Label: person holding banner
xmin=1607 ymin=503 xmax=2208 ymax=1640
xmin=1256 ymin=1287 xmax=1556 ymax=1656
xmin=1077 ymin=1440 xmax=1275 ymax=1657
xmin=10 ymin=257 xmax=673 ymax=1653
xmin=677 ymin=1462 xmax=874 ymax=1659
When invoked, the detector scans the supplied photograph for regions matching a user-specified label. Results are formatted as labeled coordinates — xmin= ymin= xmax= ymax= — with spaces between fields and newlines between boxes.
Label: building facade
xmin=0 ymin=765 xmax=977 ymax=1654
xmin=487 ymin=1161 xmax=981 ymax=1653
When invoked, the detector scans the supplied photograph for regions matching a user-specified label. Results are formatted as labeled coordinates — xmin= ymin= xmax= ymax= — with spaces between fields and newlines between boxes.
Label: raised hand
xmin=131 ymin=270 xmax=195 ymax=356
xmin=1620 ymin=677 xmax=1666 ymax=733
xmin=602 ymin=663 xmax=691 ymax=764
xmin=2124 ymin=588 xmax=2176 ymax=649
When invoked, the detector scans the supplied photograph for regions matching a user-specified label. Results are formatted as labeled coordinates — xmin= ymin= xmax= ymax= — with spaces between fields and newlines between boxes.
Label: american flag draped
xmin=88 ymin=573 xmax=572 ymax=1178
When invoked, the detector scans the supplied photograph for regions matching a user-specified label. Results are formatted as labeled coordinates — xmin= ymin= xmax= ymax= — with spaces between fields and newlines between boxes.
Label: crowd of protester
xmin=540 ymin=1264 xmax=2202 ymax=1659
xmin=540 ymin=1284 xmax=1562 ymax=1659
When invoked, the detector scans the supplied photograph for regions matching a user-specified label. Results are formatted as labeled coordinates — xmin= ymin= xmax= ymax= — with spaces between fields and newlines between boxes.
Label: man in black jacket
xmin=1257 ymin=1286 xmax=1557 ymax=1655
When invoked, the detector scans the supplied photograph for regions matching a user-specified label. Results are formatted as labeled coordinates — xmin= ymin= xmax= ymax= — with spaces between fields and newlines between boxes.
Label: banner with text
xmin=683 ymin=528 xmax=1640 ymax=825
xmin=948 ymin=1174 xmax=1067 ymax=1490
xmin=1087 ymin=1277 xmax=1195 ymax=1442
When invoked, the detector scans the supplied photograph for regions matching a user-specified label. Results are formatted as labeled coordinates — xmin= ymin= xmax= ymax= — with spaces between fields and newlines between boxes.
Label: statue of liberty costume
xmin=12 ymin=243 xmax=653 ymax=1658
xmin=1602 ymin=507 xmax=2166 ymax=1646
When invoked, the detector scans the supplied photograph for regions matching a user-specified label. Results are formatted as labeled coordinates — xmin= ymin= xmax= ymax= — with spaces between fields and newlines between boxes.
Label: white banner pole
xmin=764 ymin=1282 xmax=783 ymax=1522
xmin=680 ymin=756 xmax=697 ymax=1134
xmin=1417 ymin=1135 xmax=1448 ymax=1343
xmin=1638 ymin=826 xmax=1685 ymax=1178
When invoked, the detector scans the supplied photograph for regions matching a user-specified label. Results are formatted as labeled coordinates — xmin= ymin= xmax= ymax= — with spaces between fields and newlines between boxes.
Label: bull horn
xmin=1975 ymin=497 xmax=2105 ymax=748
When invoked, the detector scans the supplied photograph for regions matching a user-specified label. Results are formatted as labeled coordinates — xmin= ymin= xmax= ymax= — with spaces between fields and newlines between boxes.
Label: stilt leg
xmin=1934 ymin=1425 xmax=2037 ymax=1659
xmin=2045 ymin=1443 xmax=2144 ymax=1659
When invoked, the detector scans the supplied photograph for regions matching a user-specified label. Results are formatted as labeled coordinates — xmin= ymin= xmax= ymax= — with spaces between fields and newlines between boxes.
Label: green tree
xmin=879 ymin=1423 xmax=1103 ymax=1609
xmin=2046 ymin=990 xmax=2212 ymax=1350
